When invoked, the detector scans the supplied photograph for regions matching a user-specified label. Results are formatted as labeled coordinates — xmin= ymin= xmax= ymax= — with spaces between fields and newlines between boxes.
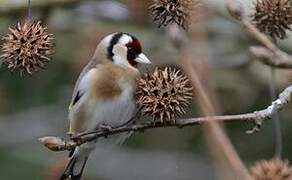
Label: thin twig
xmin=269 ymin=67 xmax=283 ymax=158
xmin=225 ymin=0 xmax=292 ymax=69
xmin=269 ymin=40 xmax=282 ymax=158
xmin=179 ymin=4 xmax=251 ymax=177
xmin=250 ymin=46 xmax=292 ymax=68
xmin=241 ymin=19 xmax=292 ymax=69
xmin=225 ymin=0 xmax=285 ymax=157
xmin=241 ymin=19 xmax=277 ymax=52
xmin=27 ymin=0 xmax=32 ymax=21
xmin=39 ymin=85 xmax=292 ymax=152
xmin=179 ymin=56 xmax=252 ymax=179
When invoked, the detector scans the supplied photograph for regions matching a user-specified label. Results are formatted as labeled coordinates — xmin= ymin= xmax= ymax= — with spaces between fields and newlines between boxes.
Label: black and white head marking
xmin=107 ymin=32 xmax=124 ymax=61
xmin=107 ymin=32 xmax=150 ymax=68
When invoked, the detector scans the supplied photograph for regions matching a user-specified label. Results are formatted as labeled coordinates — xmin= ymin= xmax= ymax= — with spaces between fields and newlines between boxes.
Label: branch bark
xmin=250 ymin=46 xmax=292 ymax=69
xmin=39 ymin=85 xmax=292 ymax=152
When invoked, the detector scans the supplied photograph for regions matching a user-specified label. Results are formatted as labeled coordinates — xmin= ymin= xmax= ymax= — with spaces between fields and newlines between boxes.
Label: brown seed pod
xmin=252 ymin=0 xmax=292 ymax=40
xmin=136 ymin=67 xmax=192 ymax=123
xmin=1 ymin=21 xmax=54 ymax=75
xmin=149 ymin=0 xmax=196 ymax=29
xmin=250 ymin=158 xmax=292 ymax=180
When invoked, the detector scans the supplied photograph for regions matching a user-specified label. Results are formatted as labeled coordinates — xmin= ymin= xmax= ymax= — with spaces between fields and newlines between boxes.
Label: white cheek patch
xmin=112 ymin=45 xmax=129 ymax=67
xmin=111 ymin=34 xmax=138 ymax=71
xmin=113 ymin=44 xmax=127 ymax=58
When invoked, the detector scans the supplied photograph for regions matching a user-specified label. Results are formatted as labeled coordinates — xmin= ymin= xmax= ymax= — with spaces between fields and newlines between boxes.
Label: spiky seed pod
xmin=149 ymin=0 xmax=195 ymax=29
xmin=250 ymin=159 xmax=292 ymax=180
xmin=252 ymin=0 xmax=292 ymax=40
xmin=1 ymin=21 xmax=54 ymax=75
xmin=136 ymin=67 xmax=192 ymax=123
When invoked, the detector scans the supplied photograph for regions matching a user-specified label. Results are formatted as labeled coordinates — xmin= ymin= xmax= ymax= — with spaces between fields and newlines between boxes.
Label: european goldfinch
xmin=60 ymin=32 xmax=151 ymax=180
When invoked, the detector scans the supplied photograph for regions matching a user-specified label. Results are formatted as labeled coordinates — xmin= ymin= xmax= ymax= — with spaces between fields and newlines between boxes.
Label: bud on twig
xmin=39 ymin=136 xmax=74 ymax=152
xmin=225 ymin=0 xmax=244 ymax=20
xmin=167 ymin=23 xmax=188 ymax=49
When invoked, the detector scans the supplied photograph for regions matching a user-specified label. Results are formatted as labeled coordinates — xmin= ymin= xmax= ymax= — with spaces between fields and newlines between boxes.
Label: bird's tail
xmin=59 ymin=146 xmax=91 ymax=180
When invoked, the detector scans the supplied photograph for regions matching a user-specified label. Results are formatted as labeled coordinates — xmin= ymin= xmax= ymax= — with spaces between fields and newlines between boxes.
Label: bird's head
xmin=95 ymin=32 xmax=151 ymax=70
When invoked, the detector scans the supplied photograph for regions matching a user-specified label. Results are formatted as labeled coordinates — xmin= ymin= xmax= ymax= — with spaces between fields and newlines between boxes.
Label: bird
xmin=60 ymin=32 xmax=151 ymax=180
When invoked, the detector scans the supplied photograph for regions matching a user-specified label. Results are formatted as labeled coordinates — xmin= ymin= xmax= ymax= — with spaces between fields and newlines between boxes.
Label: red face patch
xmin=126 ymin=40 xmax=142 ymax=67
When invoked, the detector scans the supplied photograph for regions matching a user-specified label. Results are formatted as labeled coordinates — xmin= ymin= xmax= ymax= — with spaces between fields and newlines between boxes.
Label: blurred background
xmin=0 ymin=0 xmax=292 ymax=179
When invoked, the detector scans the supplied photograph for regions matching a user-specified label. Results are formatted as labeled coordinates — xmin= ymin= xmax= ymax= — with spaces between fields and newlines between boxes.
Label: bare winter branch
xmin=39 ymin=85 xmax=292 ymax=152
xmin=250 ymin=46 xmax=292 ymax=69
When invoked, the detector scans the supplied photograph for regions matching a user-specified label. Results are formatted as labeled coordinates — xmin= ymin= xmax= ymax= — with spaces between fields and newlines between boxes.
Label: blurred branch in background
xmin=226 ymin=0 xmax=292 ymax=69
xmin=225 ymin=0 xmax=292 ymax=159
xmin=250 ymin=46 xmax=292 ymax=69
xmin=175 ymin=2 xmax=251 ymax=178
xmin=0 ymin=0 xmax=81 ymax=16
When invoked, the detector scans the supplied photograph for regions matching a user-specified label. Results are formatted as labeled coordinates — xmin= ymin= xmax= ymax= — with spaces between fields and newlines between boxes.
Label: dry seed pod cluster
xmin=252 ymin=0 xmax=292 ymax=40
xmin=136 ymin=67 xmax=192 ymax=123
xmin=149 ymin=0 xmax=195 ymax=29
xmin=1 ymin=21 xmax=54 ymax=75
xmin=250 ymin=158 xmax=292 ymax=180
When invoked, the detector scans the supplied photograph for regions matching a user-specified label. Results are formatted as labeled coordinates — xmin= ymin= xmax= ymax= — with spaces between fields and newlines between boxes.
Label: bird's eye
xmin=125 ymin=40 xmax=142 ymax=67
xmin=127 ymin=47 xmax=138 ymax=55
xmin=126 ymin=40 xmax=142 ymax=55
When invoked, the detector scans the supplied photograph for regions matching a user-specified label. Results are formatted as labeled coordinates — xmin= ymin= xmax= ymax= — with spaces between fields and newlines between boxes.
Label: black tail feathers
xmin=59 ymin=156 xmax=88 ymax=180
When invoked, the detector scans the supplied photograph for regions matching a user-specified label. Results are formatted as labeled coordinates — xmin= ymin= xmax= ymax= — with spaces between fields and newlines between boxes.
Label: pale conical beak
xmin=135 ymin=53 xmax=151 ymax=64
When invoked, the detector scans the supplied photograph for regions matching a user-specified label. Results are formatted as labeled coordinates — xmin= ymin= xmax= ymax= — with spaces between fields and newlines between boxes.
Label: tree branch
xmin=241 ymin=19 xmax=292 ymax=69
xmin=225 ymin=0 xmax=292 ymax=69
xmin=250 ymin=46 xmax=292 ymax=69
xmin=39 ymin=85 xmax=292 ymax=152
